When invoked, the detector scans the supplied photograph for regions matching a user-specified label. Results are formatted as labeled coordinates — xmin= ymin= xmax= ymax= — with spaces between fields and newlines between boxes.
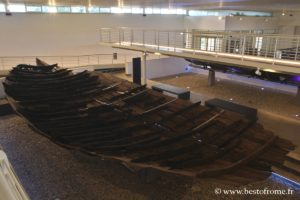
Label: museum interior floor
xmin=0 ymin=71 xmax=299 ymax=200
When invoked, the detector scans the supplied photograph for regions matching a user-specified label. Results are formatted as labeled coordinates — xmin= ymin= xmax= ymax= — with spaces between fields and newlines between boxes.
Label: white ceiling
xmin=1 ymin=0 xmax=300 ymax=11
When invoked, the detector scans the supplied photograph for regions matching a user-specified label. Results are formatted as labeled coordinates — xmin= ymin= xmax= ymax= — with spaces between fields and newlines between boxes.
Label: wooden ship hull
xmin=3 ymin=61 xmax=296 ymax=184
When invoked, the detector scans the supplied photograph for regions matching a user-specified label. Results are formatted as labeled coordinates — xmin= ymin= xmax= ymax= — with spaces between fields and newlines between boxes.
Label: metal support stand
xmin=141 ymin=52 xmax=147 ymax=85
xmin=296 ymin=86 xmax=300 ymax=106
xmin=208 ymin=69 xmax=216 ymax=86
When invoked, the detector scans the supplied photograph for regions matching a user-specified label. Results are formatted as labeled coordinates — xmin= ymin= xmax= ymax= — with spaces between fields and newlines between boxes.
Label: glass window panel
xmin=200 ymin=38 xmax=207 ymax=50
xmin=99 ymin=8 xmax=110 ymax=13
xmin=7 ymin=4 xmax=26 ymax=13
xmin=176 ymin=9 xmax=186 ymax=15
xmin=145 ymin=8 xmax=152 ymax=14
xmin=26 ymin=6 xmax=42 ymax=12
xmin=122 ymin=7 xmax=131 ymax=13
xmin=71 ymin=6 xmax=86 ymax=13
xmin=0 ymin=4 xmax=6 ymax=12
xmin=132 ymin=7 xmax=143 ymax=14
xmin=207 ymin=38 xmax=215 ymax=51
xmin=88 ymin=6 xmax=99 ymax=13
xmin=57 ymin=6 xmax=71 ymax=13
xmin=42 ymin=6 xmax=57 ymax=13
xmin=111 ymin=7 xmax=122 ymax=13
xmin=152 ymin=8 xmax=161 ymax=14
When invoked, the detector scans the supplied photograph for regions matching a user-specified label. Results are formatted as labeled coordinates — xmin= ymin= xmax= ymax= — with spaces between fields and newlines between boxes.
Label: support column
xmin=208 ymin=69 xmax=216 ymax=86
xmin=141 ymin=52 xmax=147 ymax=85
xmin=296 ymin=86 xmax=300 ymax=106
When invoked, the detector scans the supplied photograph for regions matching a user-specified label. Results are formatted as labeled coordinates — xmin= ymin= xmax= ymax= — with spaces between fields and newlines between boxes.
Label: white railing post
xmin=157 ymin=31 xmax=160 ymax=50
xmin=143 ymin=30 xmax=145 ymax=47
xmin=273 ymin=36 xmax=279 ymax=64
xmin=131 ymin=29 xmax=133 ymax=46
xmin=241 ymin=35 xmax=246 ymax=61
xmin=109 ymin=29 xmax=111 ymax=43
xmin=118 ymin=28 xmax=121 ymax=44
xmin=295 ymin=38 xmax=299 ymax=60
xmin=167 ymin=31 xmax=170 ymax=49
xmin=154 ymin=30 xmax=157 ymax=46
xmin=174 ymin=32 xmax=177 ymax=52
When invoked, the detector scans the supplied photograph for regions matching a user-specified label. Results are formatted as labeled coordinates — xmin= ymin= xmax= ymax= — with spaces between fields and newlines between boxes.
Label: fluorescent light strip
xmin=0 ymin=4 xmax=5 ymax=12
xmin=3 ymin=4 xmax=271 ymax=17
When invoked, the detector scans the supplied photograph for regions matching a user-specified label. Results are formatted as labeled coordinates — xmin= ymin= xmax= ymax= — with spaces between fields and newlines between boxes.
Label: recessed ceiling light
xmin=261 ymin=87 xmax=265 ymax=90
xmin=229 ymin=98 xmax=233 ymax=101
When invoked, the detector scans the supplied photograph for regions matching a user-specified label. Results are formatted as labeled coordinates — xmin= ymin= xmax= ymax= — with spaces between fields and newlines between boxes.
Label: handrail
xmin=0 ymin=53 xmax=167 ymax=71
xmin=99 ymin=28 xmax=300 ymax=67
xmin=0 ymin=53 xmax=135 ymax=70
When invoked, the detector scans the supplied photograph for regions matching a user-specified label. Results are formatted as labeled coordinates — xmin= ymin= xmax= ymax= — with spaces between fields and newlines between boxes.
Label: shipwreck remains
xmin=3 ymin=61 xmax=296 ymax=184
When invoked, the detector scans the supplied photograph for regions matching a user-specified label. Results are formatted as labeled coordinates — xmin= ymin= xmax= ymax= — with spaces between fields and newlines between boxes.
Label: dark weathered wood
xmin=4 ymin=63 xmax=295 ymax=184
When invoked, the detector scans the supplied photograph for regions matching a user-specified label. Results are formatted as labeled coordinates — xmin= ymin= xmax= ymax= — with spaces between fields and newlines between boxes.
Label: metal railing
xmin=99 ymin=28 xmax=300 ymax=67
xmin=0 ymin=53 xmax=141 ymax=70
xmin=0 ymin=53 xmax=168 ymax=71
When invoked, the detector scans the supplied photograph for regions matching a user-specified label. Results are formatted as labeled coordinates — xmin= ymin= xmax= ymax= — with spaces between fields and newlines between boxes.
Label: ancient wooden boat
xmin=3 ymin=61 xmax=296 ymax=184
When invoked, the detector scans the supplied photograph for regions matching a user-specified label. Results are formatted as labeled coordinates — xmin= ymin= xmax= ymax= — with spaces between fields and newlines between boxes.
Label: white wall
xmin=184 ymin=16 xmax=225 ymax=30
xmin=225 ymin=11 xmax=300 ymax=35
xmin=274 ymin=11 xmax=300 ymax=35
xmin=225 ymin=16 xmax=278 ymax=31
xmin=0 ymin=13 xmax=185 ymax=57
xmin=0 ymin=13 xmax=229 ymax=57
xmin=126 ymin=57 xmax=190 ymax=79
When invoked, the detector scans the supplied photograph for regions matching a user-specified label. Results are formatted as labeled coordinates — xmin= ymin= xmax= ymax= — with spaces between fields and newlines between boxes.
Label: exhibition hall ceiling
xmin=0 ymin=0 xmax=300 ymax=11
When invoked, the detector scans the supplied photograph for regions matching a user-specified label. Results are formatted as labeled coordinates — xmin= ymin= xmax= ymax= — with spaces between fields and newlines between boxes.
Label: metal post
xmin=118 ymin=29 xmax=121 ymax=44
xmin=109 ymin=30 xmax=111 ymax=43
xmin=273 ymin=36 xmax=279 ymax=64
xmin=154 ymin=30 xmax=157 ymax=46
xmin=295 ymin=38 xmax=299 ymax=60
xmin=142 ymin=30 xmax=145 ymax=47
xmin=141 ymin=52 xmax=147 ymax=85
xmin=157 ymin=31 xmax=160 ymax=50
xmin=167 ymin=31 xmax=170 ymax=49
xmin=174 ymin=32 xmax=177 ymax=52
xmin=265 ymin=37 xmax=269 ymax=58
xmin=241 ymin=35 xmax=246 ymax=61
xmin=131 ymin=29 xmax=133 ymax=46
xmin=182 ymin=32 xmax=185 ymax=48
